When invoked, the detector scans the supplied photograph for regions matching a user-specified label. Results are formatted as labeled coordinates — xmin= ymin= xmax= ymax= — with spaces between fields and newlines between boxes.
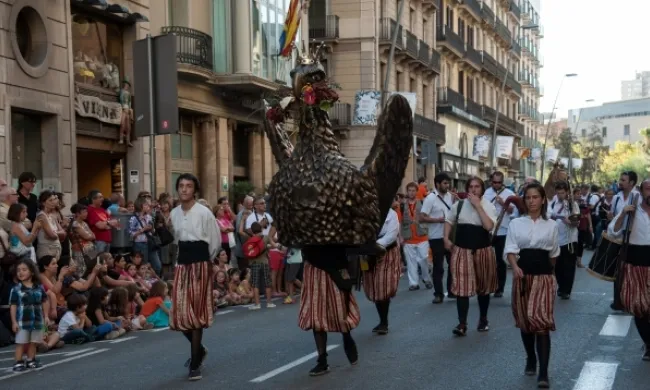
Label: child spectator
xmin=237 ymin=268 xmax=254 ymax=305
xmin=245 ymin=222 xmax=276 ymax=310
xmin=106 ymin=287 xmax=131 ymax=331
xmin=7 ymin=203 xmax=40 ymax=262
xmin=141 ymin=281 xmax=171 ymax=328
xmin=126 ymin=201 xmax=135 ymax=213
xmin=86 ymin=287 xmax=124 ymax=340
xmin=283 ymin=248 xmax=303 ymax=304
xmin=9 ymin=259 xmax=48 ymax=371
xmin=125 ymin=283 xmax=152 ymax=330
xmin=38 ymin=324 xmax=64 ymax=353
xmin=130 ymin=251 xmax=144 ymax=268
xmin=135 ymin=264 xmax=153 ymax=291
xmin=214 ymin=249 xmax=231 ymax=274
xmin=125 ymin=263 xmax=138 ymax=282
xmin=213 ymin=270 xmax=230 ymax=309
xmin=227 ymin=268 xmax=249 ymax=305
xmin=57 ymin=294 xmax=96 ymax=344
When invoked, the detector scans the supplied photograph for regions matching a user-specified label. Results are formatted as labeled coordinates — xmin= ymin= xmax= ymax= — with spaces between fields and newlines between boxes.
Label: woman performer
xmin=612 ymin=179 xmax=650 ymax=361
xmin=444 ymin=176 xmax=498 ymax=335
xmin=363 ymin=202 xmax=400 ymax=335
xmin=505 ymin=182 xmax=559 ymax=389
xmin=298 ymin=244 xmax=361 ymax=376
xmin=170 ymin=173 xmax=221 ymax=381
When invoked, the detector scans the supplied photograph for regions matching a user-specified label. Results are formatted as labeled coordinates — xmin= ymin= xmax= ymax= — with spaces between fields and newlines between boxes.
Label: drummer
xmin=609 ymin=178 xmax=650 ymax=361
xmin=505 ymin=182 xmax=560 ymax=388
xmin=548 ymin=181 xmax=579 ymax=299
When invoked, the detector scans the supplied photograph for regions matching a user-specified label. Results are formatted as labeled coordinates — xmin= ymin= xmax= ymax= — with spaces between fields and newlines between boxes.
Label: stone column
xmin=233 ymin=2 xmax=252 ymax=74
xmin=216 ymin=117 xmax=231 ymax=199
xmin=262 ymin=134 xmax=274 ymax=188
xmin=198 ymin=116 xmax=218 ymax=205
xmin=248 ymin=128 xmax=264 ymax=192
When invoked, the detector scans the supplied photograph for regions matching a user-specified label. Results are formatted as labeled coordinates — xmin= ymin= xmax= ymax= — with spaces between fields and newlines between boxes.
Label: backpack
xmin=243 ymin=236 xmax=266 ymax=259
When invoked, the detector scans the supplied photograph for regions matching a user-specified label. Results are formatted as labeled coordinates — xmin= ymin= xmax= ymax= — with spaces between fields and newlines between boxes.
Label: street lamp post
xmin=489 ymin=24 xmax=538 ymax=172
xmin=539 ymin=73 xmax=578 ymax=181
xmin=567 ymin=99 xmax=595 ymax=182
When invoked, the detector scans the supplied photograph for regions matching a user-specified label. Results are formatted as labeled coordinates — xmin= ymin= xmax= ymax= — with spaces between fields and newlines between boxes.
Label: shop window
xmin=171 ymin=117 xmax=193 ymax=160
xmin=72 ymin=16 xmax=123 ymax=91
xmin=11 ymin=111 xmax=43 ymax=192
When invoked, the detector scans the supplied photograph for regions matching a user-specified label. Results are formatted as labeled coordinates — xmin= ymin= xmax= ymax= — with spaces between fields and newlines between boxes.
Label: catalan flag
xmin=279 ymin=0 xmax=302 ymax=57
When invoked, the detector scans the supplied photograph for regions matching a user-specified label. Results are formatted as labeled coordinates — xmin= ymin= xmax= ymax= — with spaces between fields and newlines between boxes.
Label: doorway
xmin=77 ymin=150 xmax=125 ymax=201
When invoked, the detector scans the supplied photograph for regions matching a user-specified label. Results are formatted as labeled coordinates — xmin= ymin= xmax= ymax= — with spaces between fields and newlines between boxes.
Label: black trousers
xmin=555 ymin=244 xmax=577 ymax=295
xmin=429 ymin=238 xmax=452 ymax=297
xmin=493 ymin=235 xmax=507 ymax=293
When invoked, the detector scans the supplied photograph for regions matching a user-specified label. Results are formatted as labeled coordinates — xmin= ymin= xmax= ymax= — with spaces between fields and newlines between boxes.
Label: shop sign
xmin=75 ymin=93 xmax=122 ymax=125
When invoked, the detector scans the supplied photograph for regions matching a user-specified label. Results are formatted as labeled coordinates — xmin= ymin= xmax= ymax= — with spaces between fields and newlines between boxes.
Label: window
xmin=72 ymin=17 xmax=123 ymax=89
xmin=396 ymin=70 xmax=403 ymax=91
xmin=423 ymin=84 xmax=429 ymax=116
xmin=171 ymin=116 xmax=193 ymax=160
xmin=581 ymin=128 xmax=586 ymax=138
xmin=410 ymin=77 xmax=416 ymax=93
xmin=602 ymin=126 xmax=607 ymax=137
xmin=624 ymin=124 xmax=630 ymax=136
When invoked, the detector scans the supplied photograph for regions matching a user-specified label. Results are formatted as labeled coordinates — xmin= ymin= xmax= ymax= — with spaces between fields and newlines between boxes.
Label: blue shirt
xmin=107 ymin=204 xmax=120 ymax=216
xmin=9 ymin=283 xmax=47 ymax=331
xmin=129 ymin=214 xmax=153 ymax=243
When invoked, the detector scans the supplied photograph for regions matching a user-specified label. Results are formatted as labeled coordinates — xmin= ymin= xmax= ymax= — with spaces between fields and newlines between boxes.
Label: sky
xmin=540 ymin=0 xmax=650 ymax=118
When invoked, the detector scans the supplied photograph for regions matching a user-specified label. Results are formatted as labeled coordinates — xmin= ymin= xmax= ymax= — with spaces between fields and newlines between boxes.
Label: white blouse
xmin=504 ymin=215 xmax=560 ymax=260
xmin=171 ymin=202 xmax=222 ymax=260
xmin=547 ymin=199 xmax=579 ymax=246
xmin=445 ymin=197 xmax=497 ymax=227
xmin=609 ymin=206 xmax=650 ymax=246
xmin=377 ymin=208 xmax=399 ymax=247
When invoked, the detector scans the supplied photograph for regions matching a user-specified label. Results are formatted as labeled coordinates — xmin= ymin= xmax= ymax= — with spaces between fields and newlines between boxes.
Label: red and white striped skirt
xmin=170 ymin=261 xmax=214 ymax=331
xmin=363 ymin=245 xmax=401 ymax=302
xmin=450 ymin=246 xmax=498 ymax=297
xmin=298 ymin=262 xmax=361 ymax=333
xmin=511 ymin=274 xmax=556 ymax=333
xmin=620 ymin=263 xmax=650 ymax=318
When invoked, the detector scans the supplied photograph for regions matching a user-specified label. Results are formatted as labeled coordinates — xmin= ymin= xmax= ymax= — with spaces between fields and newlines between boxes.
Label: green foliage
xmin=230 ymin=181 xmax=257 ymax=204
xmin=597 ymin=141 xmax=649 ymax=184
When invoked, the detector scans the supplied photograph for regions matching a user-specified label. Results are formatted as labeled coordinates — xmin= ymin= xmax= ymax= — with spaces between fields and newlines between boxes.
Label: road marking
xmin=0 ymin=348 xmax=109 ymax=381
xmin=0 ymin=348 xmax=96 ymax=363
xmin=250 ymin=344 xmax=340 ymax=383
xmin=0 ymin=351 xmax=13 ymax=354
xmin=599 ymin=315 xmax=632 ymax=337
xmin=573 ymin=362 xmax=618 ymax=390
xmin=108 ymin=336 xmax=137 ymax=344
xmin=148 ymin=327 xmax=170 ymax=332
xmin=216 ymin=310 xmax=234 ymax=316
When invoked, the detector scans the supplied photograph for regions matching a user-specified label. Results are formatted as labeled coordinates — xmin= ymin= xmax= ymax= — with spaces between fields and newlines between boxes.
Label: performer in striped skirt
xmin=363 ymin=206 xmax=400 ymax=335
xmin=170 ymin=173 xmax=221 ymax=381
xmin=298 ymin=246 xmax=361 ymax=376
xmin=505 ymin=182 xmax=559 ymax=389
xmin=611 ymin=179 xmax=650 ymax=361
xmin=444 ymin=177 xmax=498 ymax=336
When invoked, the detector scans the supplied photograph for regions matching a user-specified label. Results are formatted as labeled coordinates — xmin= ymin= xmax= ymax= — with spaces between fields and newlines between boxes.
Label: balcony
xmin=379 ymin=18 xmax=403 ymax=49
xmin=482 ymin=105 xmax=522 ymax=138
xmin=414 ymin=114 xmax=446 ymax=144
xmin=482 ymin=105 xmax=497 ymax=122
xmin=480 ymin=2 xmax=496 ymax=28
xmin=480 ymin=50 xmax=499 ymax=77
xmin=461 ymin=43 xmax=482 ymax=70
xmin=161 ymin=26 xmax=213 ymax=73
xmin=495 ymin=18 xmax=512 ymax=44
xmin=465 ymin=97 xmax=483 ymax=118
xmin=519 ymin=70 xmax=532 ymax=86
xmin=405 ymin=30 xmax=419 ymax=59
xmin=430 ymin=48 xmax=442 ymax=74
xmin=515 ymin=122 xmax=525 ymax=137
xmin=436 ymin=25 xmax=465 ymax=57
xmin=328 ymin=102 xmax=351 ymax=128
xmin=418 ymin=40 xmax=431 ymax=66
xmin=506 ymin=73 xmax=522 ymax=96
xmin=309 ymin=15 xmax=339 ymax=41
xmin=458 ymin=0 xmax=481 ymax=21
xmin=511 ymin=40 xmax=521 ymax=57
xmin=437 ymin=87 xmax=466 ymax=110
xmin=508 ymin=1 xmax=521 ymax=20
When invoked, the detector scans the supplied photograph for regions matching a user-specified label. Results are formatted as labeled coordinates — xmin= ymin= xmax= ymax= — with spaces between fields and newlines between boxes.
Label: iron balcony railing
xmin=418 ymin=40 xmax=431 ymax=64
xmin=509 ymin=1 xmax=521 ymax=19
xmin=482 ymin=105 xmax=497 ymax=122
xmin=161 ymin=26 xmax=213 ymax=71
xmin=414 ymin=114 xmax=446 ymax=144
xmin=436 ymin=25 xmax=465 ymax=55
xmin=430 ymin=48 xmax=441 ymax=73
xmin=481 ymin=50 xmax=499 ymax=77
xmin=511 ymin=40 xmax=521 ymax=57
xmin=328 ymin=102 xmax=351 ymax=127
xmin=464 ymin=43 xmax=482 ymax=68
xmin=465 ymin=97 xmax=483 ymax=118
xmin=405 ymin=30 xmax=419 ymax=58
xmin=437 ymin=87 xmax=466 ymax=110
xmin=506 ymin=73 xmax=522 ymax=95
xmin=515 ymin=122 xmax=525 ymax=137
xmin=519 ymin=70 xmax=532 ymax=85
xmin=480 ymin=2 xmax=495 ymax=27
xmin=379 ymin=18 xmax=403 ymax=49
xmin=309 ymin=14 xmax=340 ymax=40
xmin=460 ymin=0 xmax=481 ymax=18
xmin=495 ymin=18 xmax=512 ymax=43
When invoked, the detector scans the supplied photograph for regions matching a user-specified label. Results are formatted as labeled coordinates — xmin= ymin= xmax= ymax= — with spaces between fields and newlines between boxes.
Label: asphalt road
xmin=1 ymin=250 xmax=646 ymax=390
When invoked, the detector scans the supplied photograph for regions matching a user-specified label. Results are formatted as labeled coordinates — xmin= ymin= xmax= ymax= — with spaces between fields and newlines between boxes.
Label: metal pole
xmin=539 ymin=76 xmax=566 ymax=181
xmin=381 ymin=0 xmax=406 ymax=108
xmin=146 ymin=35 xmax=156 ymax=197
xmin=490 ymin=50 xmax=509 ymax=170
xmin=567 ymin=107 xmax=583 ymax=182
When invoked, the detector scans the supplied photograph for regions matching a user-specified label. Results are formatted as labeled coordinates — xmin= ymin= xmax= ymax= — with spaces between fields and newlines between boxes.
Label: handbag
xmin=135 ymin=215 xmax=161 ymax=251
xmin=228 ymin=232 xmax=236 ymax=248
xmin=156 ymin=225 xmax=174 ymax=247
xmin=450 ymin=200 xmax=465 ymax=245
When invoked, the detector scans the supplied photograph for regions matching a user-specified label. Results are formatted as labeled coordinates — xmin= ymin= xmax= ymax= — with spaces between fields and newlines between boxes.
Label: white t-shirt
xmin=245 ymin=211 xmax=274 ymax=236
xmin=421 ymin=191 xmax=454 ymax=239
xmin=446 ymin=197 xmax=498 ymax=227
xmin=58 ymin=311 xmax=80 ymax=336
xmin=484 ymin=187 xmax=515 ymax=236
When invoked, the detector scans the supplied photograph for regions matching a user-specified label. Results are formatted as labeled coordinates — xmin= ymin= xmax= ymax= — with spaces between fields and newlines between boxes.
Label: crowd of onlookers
xmin=0 ymin=172 xmax=304 ymax=373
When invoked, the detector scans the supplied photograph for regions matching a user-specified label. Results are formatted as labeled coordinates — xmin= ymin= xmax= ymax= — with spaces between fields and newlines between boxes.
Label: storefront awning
xmin=71 ymin=0 xmax=149 ymax=23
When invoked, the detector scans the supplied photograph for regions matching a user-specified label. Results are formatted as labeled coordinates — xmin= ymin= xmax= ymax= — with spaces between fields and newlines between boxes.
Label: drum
xmin=587 ymin=233 xmax=622 ymax=282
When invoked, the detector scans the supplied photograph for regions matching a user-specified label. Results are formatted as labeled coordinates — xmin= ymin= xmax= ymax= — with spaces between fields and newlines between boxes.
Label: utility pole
xmin=381 ymin=0 xmax=406 ymax=108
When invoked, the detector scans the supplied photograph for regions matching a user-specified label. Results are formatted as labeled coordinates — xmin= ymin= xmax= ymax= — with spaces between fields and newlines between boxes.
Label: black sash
xmin=177 ymin=241 xmax=210 ymax=265
xmin=518 ymin=248 xmax=552 ymax=275
xmin=625 ymin=244 xmax=650 ymax=267
xmin=454 ymin=224 xmax=491 ymax=250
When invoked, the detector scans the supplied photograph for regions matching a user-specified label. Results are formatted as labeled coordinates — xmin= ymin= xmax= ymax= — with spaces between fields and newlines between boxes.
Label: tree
xmin=553 ymin=128 xmax=578 ymax=160
xmin=597 ymin=141 xmax=648 ymax=184
xmin=575 ymin=121 xmax=605 ymax=184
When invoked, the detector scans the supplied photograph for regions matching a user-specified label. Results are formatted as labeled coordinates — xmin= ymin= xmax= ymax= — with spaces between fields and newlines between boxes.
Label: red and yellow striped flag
xmin=279 ymin=0 xmax=302 ymax=57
